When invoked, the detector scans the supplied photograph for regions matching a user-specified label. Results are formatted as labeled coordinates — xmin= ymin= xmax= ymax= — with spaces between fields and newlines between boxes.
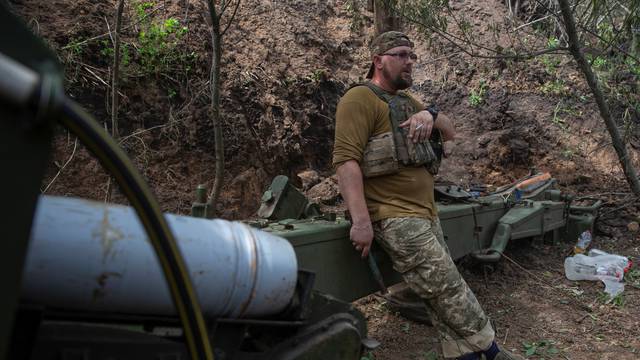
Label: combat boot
xmin=492 ymin=349 xmax=525 ymax=360
xmin=478 ymin=341 xmax=525 ymax=360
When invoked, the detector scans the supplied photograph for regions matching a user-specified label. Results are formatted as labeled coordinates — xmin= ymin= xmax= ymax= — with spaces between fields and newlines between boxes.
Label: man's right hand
xmin=350 ymin=222 xmax=373 ymax=258
xmin=336 ymin=160 xmax=374 ymax=258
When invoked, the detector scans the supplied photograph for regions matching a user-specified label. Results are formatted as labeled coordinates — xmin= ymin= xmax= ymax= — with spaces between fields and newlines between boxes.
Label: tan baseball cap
xmin=366 ymin=31 xmax=414 ymax=79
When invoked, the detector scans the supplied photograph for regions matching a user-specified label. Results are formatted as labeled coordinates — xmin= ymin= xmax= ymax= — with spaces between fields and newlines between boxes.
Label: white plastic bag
xmin=564 ymin=249 xmax=631 ymax=296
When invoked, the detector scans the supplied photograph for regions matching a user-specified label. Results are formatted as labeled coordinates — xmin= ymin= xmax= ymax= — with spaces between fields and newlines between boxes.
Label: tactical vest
xmin=355 ymin=83 xmax=443 ymax=178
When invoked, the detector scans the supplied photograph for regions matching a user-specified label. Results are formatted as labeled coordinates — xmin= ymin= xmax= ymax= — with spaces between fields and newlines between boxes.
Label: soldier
xmin=332 ymin=31 xmax=522 ymax=360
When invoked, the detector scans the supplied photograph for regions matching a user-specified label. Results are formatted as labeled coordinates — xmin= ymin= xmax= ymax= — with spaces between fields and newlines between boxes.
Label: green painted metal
xmin=256 ymin=176 xmax=600 ymax=302
xmin=257 ymin=175 xmax=310 ymax=220
xmin=269 ymin=292 xmax=366 ymax=360
xmin=262 ymin=219 xmax=403 ymax=302
xmin=437 ymin=201 xmax=507 ymax=260
xmin=191 ymin=184 xmax=210 ymax=218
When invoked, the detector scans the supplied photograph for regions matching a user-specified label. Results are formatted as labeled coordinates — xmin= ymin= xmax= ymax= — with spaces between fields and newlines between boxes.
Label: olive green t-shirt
xmin=332 ymin=85 xmax=437 ymax=222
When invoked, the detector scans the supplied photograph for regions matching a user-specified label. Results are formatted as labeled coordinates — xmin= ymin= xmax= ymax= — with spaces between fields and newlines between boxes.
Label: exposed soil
xmin=9 ymin=0 xmax=640 ymax=358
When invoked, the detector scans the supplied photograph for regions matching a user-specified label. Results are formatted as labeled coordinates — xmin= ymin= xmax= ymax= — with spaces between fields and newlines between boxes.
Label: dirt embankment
xmin=15 ymin=0 xmax=638 ymax=216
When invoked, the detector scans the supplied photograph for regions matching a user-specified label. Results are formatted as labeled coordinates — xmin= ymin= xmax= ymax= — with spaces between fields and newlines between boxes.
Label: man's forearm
xmin=336 ymin=160 xmax=371 ymax=226
xmin=434 ymin=113 xmax=456 ymax=141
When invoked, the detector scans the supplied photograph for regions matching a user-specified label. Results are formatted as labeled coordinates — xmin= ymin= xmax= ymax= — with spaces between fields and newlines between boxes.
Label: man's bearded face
xmin=380 ymin=46 xmax=414 ymax=90
xmin=383 ymin=64 xmax=413 ymax=90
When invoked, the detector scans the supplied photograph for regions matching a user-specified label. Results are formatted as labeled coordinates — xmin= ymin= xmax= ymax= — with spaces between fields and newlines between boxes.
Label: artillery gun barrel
xmin=22 ymin=196 xmax=298 ymax=319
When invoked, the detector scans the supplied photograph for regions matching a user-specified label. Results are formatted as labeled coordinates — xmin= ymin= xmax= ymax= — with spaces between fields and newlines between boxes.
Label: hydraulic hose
xmin=58 ymin=99 xmax=213 ymax=360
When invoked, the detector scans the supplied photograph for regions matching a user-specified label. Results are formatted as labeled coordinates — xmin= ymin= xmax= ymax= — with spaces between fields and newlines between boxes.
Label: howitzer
xmin=0 ymin=6 xmax=599 ymax=359
xmin=246 ymin=175 xmax=600 ymax=304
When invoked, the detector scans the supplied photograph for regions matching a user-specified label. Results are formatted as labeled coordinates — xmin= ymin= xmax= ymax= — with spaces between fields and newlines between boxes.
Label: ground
xmin=9 ymin=0 xmax=640 ymax=358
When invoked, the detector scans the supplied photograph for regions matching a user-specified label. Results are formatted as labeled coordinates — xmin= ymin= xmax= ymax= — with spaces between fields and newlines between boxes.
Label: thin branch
xmin=83 ymin=66 xmax=109 ymax=87
xmin=558 ymin=0 xmax=640 ymax=196
xmin=613 ymin=0 xmax=631 ymax=14
xmin=587 ymin=140 xmax=613 ymax=155
xmin=598 ymin=197 xmax=640 ymax=217
xmin=421 ymin=51 xmax=462 ymax=65
xmin=530 ymin=0 xmax=640 ymax=63
xmin=118 ymin=123 xmax=175 ymax=143
xmin=575 ymin=191 xmax=632 ymax=199
xmin=442 ymin=4 xmax=476 ymax=53
xmin=42 ymin=138 xmax=78 ymax=194
xmin=221 ymin=0 xmax=241 ymax=37
xmin=104 ymin=16 xmax=115 ymax=45
xmin=28 ymin=18 xmax=40 ymax=35
xmin=112 ymin=0 xmax=125 ymax=138
xmin=399 ymin=9 xmax=569 ymax=60
xmin=513 ymin=14 xmax=553 ymax=31
xmin=81 ymin=66 xmax=127 ymax=98
xmin=220 ymin=0 xmax=231 ymax=17
xmin=579 ymin=24 xmax=640 ymax=63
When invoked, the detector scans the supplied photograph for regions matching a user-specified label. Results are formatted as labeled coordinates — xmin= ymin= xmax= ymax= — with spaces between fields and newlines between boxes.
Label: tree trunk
xmin=374 ymin=0 xmax=400 ymax=36
xmin=106 ymin=0 xmax=125 ymax=203
xmin=111 ymin=0 xmax=124 ymax=138
xmin=557 ymin=0 xmax=640 ymax=196
xmin=205 ymin=0 xmax=224 ymax=218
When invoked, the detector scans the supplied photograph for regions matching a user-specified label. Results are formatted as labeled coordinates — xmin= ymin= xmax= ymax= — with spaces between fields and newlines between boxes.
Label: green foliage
xmin=60 ymin=38 xmax=88 ymax=82
xmin=625 ymin=57 xmax=640 ymax=77
xmin=540 ymin=55 xmax=560 ymax=75
xmin=592 ymin=56 xmax=608 ymax=69
xmin=596 ymin=291 xmax=625 ymax=307
xmin=469 ymin=79 xmax=487 ymax=107
xmin=596 ymin=21 xmax=616 ymax=45
xmin=540 ymin=79 xmax=568 ymax=97
xmin=100 ymin=39 xmax=131 ymax=66
xmin=561 ymin=148 xmax=574 ymax=159
xmin=137 ymin=16 xmax=189 ymax=73
xmin=423 ymin=350 xmax=438 ymax=360
xmin=135 ymin=1 xmax=154 ymax=18
xmin=345 ymin=0 xmax=365 ymax=32
xmin=401 ymin=322 xmax=411 ymax=333
xmin=360 ymin=351 xmax=375 ymax=360
xmin=522 ymin=339 xmax=559 ymax=358
xmin=306 ymin=69 xmax=326 ymax=83
xmin=61 ymin=0 xmax=195 ymax=85
xmin=66 ymin=38 xmax=85 ymax=56
xmin=547 ymin=36 xmax=560 ymax=49
xmin=121 ymin=0 xmax=194 ymax=78
xmin=627 ymin=267 xmax=640 ymax=289
xmin=551 ymin=102 xmax=568 ymax=129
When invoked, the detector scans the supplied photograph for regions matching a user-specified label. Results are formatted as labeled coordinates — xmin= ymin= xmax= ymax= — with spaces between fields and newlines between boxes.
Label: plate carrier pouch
xmin=357 ymin=82 xmax=443 ymax=178
xmin=361 ymin=132 xmax=399 ymax=178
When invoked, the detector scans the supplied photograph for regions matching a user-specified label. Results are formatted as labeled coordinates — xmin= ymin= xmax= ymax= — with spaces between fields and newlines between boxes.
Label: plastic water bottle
xmin=574 ymin=230 xmax=592 ymax=254
xmin=588 ymin=249 xmax=632 ymax=274
xmin=564 ymin=251 xmax=628 ymax=296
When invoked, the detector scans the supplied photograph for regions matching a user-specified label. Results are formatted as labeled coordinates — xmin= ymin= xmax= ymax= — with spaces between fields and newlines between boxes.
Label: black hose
xmin=59 ymin=99 xmax=213 ymax=360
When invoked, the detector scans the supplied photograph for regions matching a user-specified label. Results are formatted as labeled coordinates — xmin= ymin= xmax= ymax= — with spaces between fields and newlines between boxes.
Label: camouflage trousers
xmin=373 ymin=217 xmax=495 ymax=358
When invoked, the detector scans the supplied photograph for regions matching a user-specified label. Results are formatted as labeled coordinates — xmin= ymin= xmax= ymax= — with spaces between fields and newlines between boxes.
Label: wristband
xmin=426 ymin=104 xmax=439 ymax=123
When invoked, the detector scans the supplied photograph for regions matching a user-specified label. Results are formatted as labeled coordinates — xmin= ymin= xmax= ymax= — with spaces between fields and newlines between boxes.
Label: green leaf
xmin=525 ymin=346 xmax=537 ymax=356
xmin=547 ymin=346 xmax=559 ymax=354
xmin=424 ymin=350 xmax=438 ymax=360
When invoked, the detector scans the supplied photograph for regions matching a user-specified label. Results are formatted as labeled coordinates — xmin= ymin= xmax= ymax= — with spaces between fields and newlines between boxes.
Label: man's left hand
xmin=399 ymin=110 xmax=434 ymax=143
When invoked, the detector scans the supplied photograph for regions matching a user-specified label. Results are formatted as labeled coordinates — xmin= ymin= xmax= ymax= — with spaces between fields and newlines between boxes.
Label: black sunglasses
xmin=380 ymin=51 xmax=418 ymax=61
